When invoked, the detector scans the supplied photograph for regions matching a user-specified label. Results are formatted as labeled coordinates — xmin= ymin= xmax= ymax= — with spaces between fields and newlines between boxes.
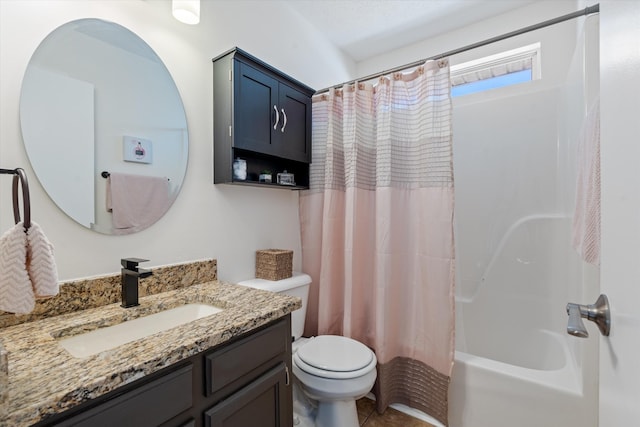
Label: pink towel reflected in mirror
xmin=106 ymin=172 xmax=171 ymax=234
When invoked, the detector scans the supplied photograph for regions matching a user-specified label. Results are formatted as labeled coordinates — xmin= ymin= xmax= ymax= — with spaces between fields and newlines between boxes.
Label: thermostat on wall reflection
xmin=123 ymin=136 xmax=153 ymax=164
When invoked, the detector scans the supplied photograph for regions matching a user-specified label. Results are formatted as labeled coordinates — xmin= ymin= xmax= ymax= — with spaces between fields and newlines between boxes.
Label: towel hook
xmin=0 ymin=168 xmax=31 ymax=229
xmin=1 ymin=168 xmax=30 ymax=229
xmin=13 ymin=168 xmax=31 ymax=229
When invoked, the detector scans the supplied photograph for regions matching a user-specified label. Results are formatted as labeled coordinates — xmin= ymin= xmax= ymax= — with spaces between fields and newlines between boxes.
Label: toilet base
xmin=315 ymin=399 xmax=359 ymax=427
xmin=293 ymin=380 xmax=316 ymax=426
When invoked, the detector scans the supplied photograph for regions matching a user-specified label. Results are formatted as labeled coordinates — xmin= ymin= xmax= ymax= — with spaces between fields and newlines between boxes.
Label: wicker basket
xmin=255 ymin=249 xmax=293 ymax=281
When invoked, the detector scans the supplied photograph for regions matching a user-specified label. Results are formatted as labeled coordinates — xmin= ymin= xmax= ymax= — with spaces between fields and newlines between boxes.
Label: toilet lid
xmin=296 ymin=335 xmax=373 ymax=372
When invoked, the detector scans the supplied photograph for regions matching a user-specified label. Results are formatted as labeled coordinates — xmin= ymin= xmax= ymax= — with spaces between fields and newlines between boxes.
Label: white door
xmin=599 ymin=0 xmax=640 ymax=425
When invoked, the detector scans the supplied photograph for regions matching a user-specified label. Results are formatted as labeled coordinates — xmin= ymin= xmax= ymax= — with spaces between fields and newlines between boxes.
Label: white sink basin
xmin=58 ymin=303 xmax=224 ymax=358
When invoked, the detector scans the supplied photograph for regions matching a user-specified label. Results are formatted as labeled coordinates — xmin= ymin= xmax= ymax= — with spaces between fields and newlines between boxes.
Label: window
xmin=450 ymin=43 xmax=540 ymax=97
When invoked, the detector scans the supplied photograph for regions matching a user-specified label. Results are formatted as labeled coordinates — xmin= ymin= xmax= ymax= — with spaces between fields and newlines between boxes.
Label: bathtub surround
xmin=449 ymin=13 xmax=599 ymax=426
xmin=0 ymin=259 xmax=216 ymax=329
xmin=301 ymin=60 xmax=454 ymax=425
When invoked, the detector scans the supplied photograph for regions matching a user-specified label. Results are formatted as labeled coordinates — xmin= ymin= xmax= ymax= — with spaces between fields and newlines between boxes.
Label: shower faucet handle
xmin=566 ymin=303 xmax=588 ymax=338
xmin=566 ymin=294 xmax=611 ymax=338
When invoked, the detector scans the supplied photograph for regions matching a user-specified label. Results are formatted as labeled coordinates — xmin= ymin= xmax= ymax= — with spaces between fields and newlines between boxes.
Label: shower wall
xmin=449 ymin=12 xmax=600 ymax=427
xmin=453 ymin=87 xmax=564 ymax=305
xmin=451 ymin=6 xmax=599 ymax=327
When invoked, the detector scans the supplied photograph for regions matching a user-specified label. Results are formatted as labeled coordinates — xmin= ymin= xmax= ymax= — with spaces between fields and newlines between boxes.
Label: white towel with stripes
xmin=27 ymin=221 xmax=59 ymax=298
xmin=0 ymin=223 xmax=35 ymax=314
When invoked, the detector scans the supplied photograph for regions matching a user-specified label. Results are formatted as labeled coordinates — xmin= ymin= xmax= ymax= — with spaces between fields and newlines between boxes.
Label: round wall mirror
xmin=20 ymin=18 xmax=188 ymax=235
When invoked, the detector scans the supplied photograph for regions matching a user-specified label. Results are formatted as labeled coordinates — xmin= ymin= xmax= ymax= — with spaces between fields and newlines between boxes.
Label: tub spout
xmin=566 ymin=294 xmax=611 ymax=338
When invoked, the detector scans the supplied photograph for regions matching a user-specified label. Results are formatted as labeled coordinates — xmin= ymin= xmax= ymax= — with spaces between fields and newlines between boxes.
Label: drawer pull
xmin=281 ymin=108 xmax=287 ymax=132
xmin=273 ymin=105 xmax=280 ymax=130
xmin=285 ymin=364 xmax=290 ymax=386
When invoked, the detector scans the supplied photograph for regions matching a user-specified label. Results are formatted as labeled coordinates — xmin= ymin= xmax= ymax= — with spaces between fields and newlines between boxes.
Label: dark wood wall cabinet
xmin=213 ymin=47 xmax=315 ymax=189
xmin=35 ymin=316 xmax=293 ymax=427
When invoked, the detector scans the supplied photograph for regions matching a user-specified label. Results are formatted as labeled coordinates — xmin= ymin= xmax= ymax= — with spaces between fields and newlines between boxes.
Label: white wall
xmin=0 ymin=0 xmax=353 ymax=282
xmin=356 ymin=0 xmax=583 ymax=78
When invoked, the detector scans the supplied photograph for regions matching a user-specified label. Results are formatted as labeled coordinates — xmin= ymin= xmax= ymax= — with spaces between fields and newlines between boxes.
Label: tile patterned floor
xmin=357 ymin=398 xmax=435 ymax=427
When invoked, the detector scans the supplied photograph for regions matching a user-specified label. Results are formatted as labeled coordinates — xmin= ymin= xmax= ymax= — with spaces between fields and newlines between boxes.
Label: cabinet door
xmin=235 ymin=62 xmax=279 ymax=156
xmin=204 ymin=363 xmax=292 ymax=427
xmin=205 ymin=315 xmax=289 ymax=397
xmin=277 ymin=84 xmax=311 ymax=163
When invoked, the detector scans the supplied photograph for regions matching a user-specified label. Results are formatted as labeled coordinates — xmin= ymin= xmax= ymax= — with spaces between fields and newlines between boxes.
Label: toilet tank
xmin=237 ymin=272 xmax=311 ymax=340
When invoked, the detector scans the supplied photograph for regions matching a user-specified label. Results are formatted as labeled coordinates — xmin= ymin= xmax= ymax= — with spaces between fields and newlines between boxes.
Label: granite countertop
xmin=0 ymin=280 xmax=301 ymax=426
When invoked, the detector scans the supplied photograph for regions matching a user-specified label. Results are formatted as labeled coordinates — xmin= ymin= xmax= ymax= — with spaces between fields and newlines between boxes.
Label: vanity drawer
xmin=204 ymin=318 xmax=289 ymax=396
xmin=54 ymin=364 xmax=193 ymax=427
xmin=204 ymin=363 xmax=289 ymax=427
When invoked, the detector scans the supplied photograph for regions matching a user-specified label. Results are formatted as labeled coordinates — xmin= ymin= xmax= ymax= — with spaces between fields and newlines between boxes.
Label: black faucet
xmin=121 ymin=258 xmax=153 ymax=308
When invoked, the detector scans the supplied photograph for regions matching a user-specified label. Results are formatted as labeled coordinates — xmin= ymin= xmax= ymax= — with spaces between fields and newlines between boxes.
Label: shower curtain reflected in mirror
xmin=300 ymin=60 xmax=454 ymax=426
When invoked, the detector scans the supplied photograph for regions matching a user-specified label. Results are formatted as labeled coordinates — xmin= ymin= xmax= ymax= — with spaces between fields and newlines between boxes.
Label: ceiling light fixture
xmin=172 ymin=0 xmax=200 ymax=25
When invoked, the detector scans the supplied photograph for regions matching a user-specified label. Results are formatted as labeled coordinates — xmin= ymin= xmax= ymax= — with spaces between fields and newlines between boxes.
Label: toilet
xmin=238 ymin=273 xmax=377 ymax=427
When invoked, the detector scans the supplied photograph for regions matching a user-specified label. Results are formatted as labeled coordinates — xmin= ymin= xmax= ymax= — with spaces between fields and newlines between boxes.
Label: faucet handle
xmin=566 ymin=294 xmax=611 ymax=338
xmin=121 ymin=258 xmax=150 ymax=270
xmin=566 ymin=303 xmax=589 ymax=338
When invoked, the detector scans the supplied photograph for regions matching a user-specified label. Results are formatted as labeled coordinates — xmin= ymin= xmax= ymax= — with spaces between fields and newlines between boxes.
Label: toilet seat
xmin=294 ymin=335 xmax=376 ymax=379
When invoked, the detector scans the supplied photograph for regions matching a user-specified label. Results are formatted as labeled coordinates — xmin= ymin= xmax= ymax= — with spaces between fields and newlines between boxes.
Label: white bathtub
xmin=448 ymin=216 xmax=598 ymax=427
xmin=449 ymin=333 xmax=589 ymax=427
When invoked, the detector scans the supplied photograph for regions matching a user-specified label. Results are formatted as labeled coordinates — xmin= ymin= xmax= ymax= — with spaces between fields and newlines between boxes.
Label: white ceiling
xmin=283 ymin=0 xmax=536 ymax=62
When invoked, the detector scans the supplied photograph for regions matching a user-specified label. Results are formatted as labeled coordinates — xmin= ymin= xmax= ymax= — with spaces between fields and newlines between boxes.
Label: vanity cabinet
xmin=53 ymin=364 xmax=194 ymax=427
xmin=213 ymin=47 xmax=314 ymax=189
xmin=36 ymin=316 xmax=292 ymax=427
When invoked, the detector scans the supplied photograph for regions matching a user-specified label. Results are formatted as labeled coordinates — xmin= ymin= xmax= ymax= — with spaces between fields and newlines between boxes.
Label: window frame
xmin=450 ymin=43 xmax=541 ymax=97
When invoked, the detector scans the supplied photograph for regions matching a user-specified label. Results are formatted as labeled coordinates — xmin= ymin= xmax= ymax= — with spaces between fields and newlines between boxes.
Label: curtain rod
xmin=316 ymin=3 xmax=599 ymax=94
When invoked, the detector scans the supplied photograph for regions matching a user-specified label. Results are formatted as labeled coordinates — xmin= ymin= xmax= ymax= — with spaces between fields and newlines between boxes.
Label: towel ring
xmin=12 ymin=168 xmax=31 ymax=229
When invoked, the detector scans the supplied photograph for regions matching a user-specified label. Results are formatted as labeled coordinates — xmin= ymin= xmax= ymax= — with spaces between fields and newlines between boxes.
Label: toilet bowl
xmin=237 ymin=273 xmax=377 ymax=427
xmin=292 ymin=335 xmax=377 ymax=427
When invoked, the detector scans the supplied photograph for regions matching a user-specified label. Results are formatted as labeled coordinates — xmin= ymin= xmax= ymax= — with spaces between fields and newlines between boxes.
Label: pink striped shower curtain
xmin=299 ymin=60 xmax=455 ymax=425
